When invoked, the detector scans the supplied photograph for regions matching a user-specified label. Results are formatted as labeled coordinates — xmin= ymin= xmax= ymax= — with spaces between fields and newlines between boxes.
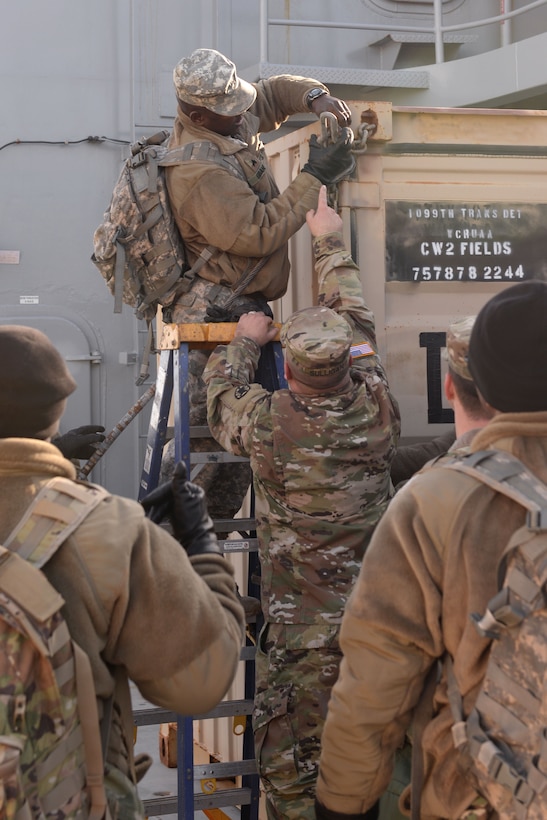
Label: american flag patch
xmin=350 ymin=341 xmax=375 ymax=359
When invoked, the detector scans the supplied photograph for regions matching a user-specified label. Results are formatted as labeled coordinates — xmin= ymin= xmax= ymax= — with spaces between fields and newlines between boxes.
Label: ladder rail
xmin=137 ymin=323 xmax=286 ymax=819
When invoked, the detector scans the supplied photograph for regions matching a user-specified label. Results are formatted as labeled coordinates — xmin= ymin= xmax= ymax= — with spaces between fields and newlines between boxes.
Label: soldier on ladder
xmin=162 ymin=47 xmax=355 ymax=525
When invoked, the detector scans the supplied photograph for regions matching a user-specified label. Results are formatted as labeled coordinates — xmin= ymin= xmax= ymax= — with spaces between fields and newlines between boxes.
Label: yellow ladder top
xmin=158 ymin=322 xmax=282 ymax=350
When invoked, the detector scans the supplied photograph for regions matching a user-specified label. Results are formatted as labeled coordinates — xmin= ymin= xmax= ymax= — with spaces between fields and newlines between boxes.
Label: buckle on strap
xmin=479 ymin=741 xmax=534 ymax=807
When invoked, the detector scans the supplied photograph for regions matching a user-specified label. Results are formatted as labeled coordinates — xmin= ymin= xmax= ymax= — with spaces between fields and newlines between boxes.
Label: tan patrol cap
xmin=445 ymin=315 xmax=475 ymax=381
xmin=173 ymin=48 xmax=257 ymax=116
xmin=281 ymin=306 xmax=353 ymax=384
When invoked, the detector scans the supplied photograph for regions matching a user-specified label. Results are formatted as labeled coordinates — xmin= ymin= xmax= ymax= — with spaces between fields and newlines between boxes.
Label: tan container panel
xmin=266 ymin=103 xmax=547 ymax=440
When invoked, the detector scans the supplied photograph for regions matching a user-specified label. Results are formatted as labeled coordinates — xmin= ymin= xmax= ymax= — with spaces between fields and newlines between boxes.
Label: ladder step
xmin=240 ymin=645 xmax=257 ymax=661
xmin=194 ymin=759 xmax=258 ymax=779
xmin=191 ymin=452 xmax=250 ymax=464
xmin=213 ymin=518 xmax=256 ymax=532
xmin=143 ymin=787 xmax=254 ymax=816
xmin=194 ymin=788 xmax=253 ymax=811
xmin=133 ymin=698 xmax=255 ymax=726
xmin=218 ymin=537 xmax=259 ymax=553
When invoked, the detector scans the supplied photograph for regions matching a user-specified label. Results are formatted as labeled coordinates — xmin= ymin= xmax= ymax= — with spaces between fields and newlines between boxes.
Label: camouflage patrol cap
xmin=173 ymin=48 xmax=257 ymax=116
xmin=281 ymin=306 xmax=352 ymax=385
xmin=445 ymin=315 xmax=475 ymax=381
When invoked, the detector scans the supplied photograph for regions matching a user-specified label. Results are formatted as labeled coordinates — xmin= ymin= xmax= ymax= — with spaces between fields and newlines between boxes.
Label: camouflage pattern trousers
xmin=253 ymin=622 xmax=342 ymax=820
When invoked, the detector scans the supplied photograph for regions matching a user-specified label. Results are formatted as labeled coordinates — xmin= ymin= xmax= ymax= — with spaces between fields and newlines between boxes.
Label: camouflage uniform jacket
xmin=166 ymin=74 xmax=327 ymax=302
xmin=204 ymin=233 xmax=401 ymax=626
xmin=0 ymin=438 xmax=244 ymax=796
xmin=316 ymin=411 xmax=547 ymax=819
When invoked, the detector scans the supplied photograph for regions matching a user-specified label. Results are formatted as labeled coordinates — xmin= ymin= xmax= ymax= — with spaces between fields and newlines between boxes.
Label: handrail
xmin=259 ymin=0 xmax=547 ymax=66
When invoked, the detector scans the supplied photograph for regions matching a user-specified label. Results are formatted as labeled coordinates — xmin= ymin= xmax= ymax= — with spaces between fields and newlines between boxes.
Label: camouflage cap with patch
xmin=445 ymin=315 xmax=476 ymax=381
xmin=173 ymin=48 xmax=257 ymax=116
xmin=281 ymin=306 xmax=353 ymax=380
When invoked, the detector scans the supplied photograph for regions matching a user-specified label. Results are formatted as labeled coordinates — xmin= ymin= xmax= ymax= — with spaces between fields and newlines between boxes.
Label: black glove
xmin=314 ymin=799 xmax=379 ymax=820
xmin=54 ymin=425 xmax=106 ymax=459
xmin=140 ymin=462 xmax=220 ymax=557
xmin=206 ymin=298 xmax=274 ymax=323
xmin=302 ymin=129 xmax=356 ymax=185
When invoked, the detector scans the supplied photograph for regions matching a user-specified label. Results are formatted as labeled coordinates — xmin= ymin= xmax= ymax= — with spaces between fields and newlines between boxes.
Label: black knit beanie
xmin=468 ymin=280 xmax=547 ymax=412
xmin=0 ymin=325 xmax=76 ymax=438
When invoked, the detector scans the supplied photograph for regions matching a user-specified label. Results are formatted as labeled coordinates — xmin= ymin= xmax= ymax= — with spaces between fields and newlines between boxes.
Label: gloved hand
xmin=140 ymin=462 xmax=220 ymax=557
xmin=314 ymin=800 xmax=379 ymax=820
xmin=54 ymin=425 xmax=106 ymax=460
xmin=302 ymin=128 xmax=356 ymax=185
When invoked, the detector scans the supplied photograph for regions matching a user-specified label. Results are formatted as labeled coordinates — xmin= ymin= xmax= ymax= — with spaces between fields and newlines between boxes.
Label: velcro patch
xmin=350 ymin=341 xmax=375 ymax=359
xmin=234 ymin=385 xmax=250 ymax=399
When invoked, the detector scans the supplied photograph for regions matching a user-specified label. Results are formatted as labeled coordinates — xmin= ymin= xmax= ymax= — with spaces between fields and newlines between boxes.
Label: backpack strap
xmin=443 ymin=449 xmax=547 ymax=529
xmin=162 ymin=140 xmax=250 ymax=184
xmin=443 ymin=450 xmax=547 ymax=634
xmin=160 ymin=141 xmax=272 ymax=303
xmin=4 ymin=477 xmax=112 ymax=820
xmin=5 ymin=476 xmax=109 ymax=567
xmin=73 ymin=641 xmax=111 ymax=820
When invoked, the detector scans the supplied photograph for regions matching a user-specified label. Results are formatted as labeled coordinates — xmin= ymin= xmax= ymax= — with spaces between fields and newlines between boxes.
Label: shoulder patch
xmin=234 ymin=385 xmax=251 ymax=399
xmin=350 ymin=341 xmax=375 ymax=359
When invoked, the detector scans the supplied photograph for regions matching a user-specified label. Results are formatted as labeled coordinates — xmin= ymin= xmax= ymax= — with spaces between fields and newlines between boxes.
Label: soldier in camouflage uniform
xmin=441 ymin=315 xmax=494 ymax=451
xmin=315 ymin=280 xmax=547 ymax=820
xmin=389 ymin=316 xmax=489 ymax=488
xmin=162 ymin=47 xmax=355 ymax=524
xmin=203 ymin=186 xmax=401 ymax=819
xmin=390 ymin=314 xmax=491 ymax=496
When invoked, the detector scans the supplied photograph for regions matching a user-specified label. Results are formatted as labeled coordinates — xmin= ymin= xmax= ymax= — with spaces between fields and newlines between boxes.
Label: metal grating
xmin=257 ymin=61 xmax=430 ymax=88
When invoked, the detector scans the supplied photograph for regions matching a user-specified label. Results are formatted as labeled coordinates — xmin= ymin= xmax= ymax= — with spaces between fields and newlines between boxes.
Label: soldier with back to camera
xmin=0 ymin=324 xmax=245 ymax=819
xmin=315 ymin=280 xmax=547 ymax=820
xmin=203 ymin=185 xmax=400 ymax=819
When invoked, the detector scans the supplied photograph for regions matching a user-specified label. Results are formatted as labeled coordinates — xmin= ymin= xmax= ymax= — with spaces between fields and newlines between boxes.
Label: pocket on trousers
xmin=254 ymin=686 xmax=299 ymax=792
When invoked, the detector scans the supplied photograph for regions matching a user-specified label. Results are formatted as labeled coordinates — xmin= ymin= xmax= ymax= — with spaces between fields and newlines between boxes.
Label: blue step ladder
xmin=136 ymin=321 xmax=286 ymax=819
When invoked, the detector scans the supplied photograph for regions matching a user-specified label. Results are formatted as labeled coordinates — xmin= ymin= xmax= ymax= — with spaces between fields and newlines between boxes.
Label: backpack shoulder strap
xmin=443 ymin=449 xmax=547 ymax=634
xmin=161 ymin=140 xmax=249 ymax=184
xmin=5 ymin=476 xmax=109 ymax=569
xmin=442 ymin=449 xmax=547 ymax=529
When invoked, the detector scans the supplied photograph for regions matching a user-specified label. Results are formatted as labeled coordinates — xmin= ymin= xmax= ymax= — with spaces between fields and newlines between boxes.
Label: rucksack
xmin=442 ymin=449 xmax=547 ymax=819
xmin=91 ymin=130 xmax=247 ymax=324
xmin=0 ymin=476 xmax=111 ymax=820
